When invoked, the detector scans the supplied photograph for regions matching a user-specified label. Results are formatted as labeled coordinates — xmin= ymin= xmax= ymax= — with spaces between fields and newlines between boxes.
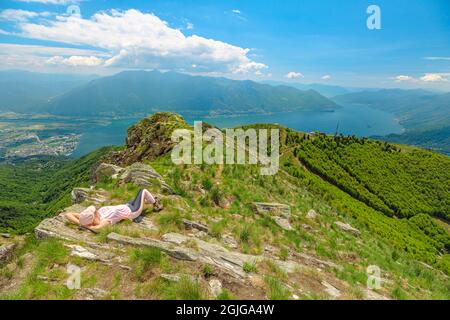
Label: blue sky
xmin=0 ymin=0 xmax=449 ymax=90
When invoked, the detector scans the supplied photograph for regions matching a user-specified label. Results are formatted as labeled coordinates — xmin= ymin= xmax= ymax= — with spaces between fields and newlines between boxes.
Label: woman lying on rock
xmin=65 ymin=188 xmax=162 ymax=231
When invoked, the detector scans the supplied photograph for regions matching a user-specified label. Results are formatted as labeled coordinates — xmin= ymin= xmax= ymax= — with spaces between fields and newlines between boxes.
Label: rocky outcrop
xmin=107 ymin=232 xmax=197 ymax=261
xmin=273 ymin=216 xmax=293 ymax=231
xmin=252 ymin=202 xmax=291 ymax=218
xmin=0 ymin=243 xmax=16 ymax=265
xmin=94 ymin=163 xmax=123 ymax=182
xmin=35 ymin=205 xmax=97 ymax=244
xmin=94 ymin=162 xmax=174 ymax=194
xmin=66 ymin=244 xmax=114 ymax=262
xmin=334 ymin=221 xmax=361 ymax=236
xmin=252 ymin=202 xmax=293 ymax=230
xmin=182 ymin=219 xmax=209 ymax=233
xmin=71 ymin=188 xmax=109 ymax=205
xmin=105 ymin=112 xmax=190 ymax=166
xmin=106 ymin=231 xmax=304 ymax=281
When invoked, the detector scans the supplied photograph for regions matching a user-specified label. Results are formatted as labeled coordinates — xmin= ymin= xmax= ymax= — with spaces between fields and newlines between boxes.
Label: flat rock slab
xmin=182 ymin=219 xmax=209 ymax=233
xmin=35 ymin=207 xmax=97 ymax=244
xmin=321 ymin=281 xmax=341 ymax=299
xmin=273 ymin=216 xmax=293 ymax=231
xmin=252 ymin=202 xmax=291 ymax=218
xmin=74 ymin=288 xmax=108 ymax=300
xmin=66 ymin=244 xmax=115 ymax=262
xmin=107 ymin=232 xmax=197 ymax=261
xmin=334 ymin=221 xmax=361 ymax=236
xmin=107 ymin=231 xmax=302 ymax=281
xmin=161 ymin=232 xmax=301 ymax=279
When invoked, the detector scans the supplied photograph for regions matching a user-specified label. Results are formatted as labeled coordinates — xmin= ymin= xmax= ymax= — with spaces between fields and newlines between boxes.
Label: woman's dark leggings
xmin=127 ymin=189 xmax=145 ymax=212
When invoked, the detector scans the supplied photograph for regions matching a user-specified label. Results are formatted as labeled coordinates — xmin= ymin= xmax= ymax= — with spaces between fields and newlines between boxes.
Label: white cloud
xmin=424 ymin=56 xmax=450 ymax=61
xmin=285 ymin=71 xmax=304 ymax=79
xmin=14 ymin=9 xmax=266 ymax=74
xmin=15 ymin=0 xmax=80 ymax=4
xmin=46 ymin=55 xmax=103 ymax=66
xmin=0 ymin=29 xmax=10 ymax=35
xmin=232 ymin=9 xmax=241 ymax=14
xmin=0 ymin=43 xmax=107 ymax=70
xmin=391 ymin=73 xmax=449 ymax=83
xmin=232 ymin=61 xmax=267 ymax=74
xmin=420 ymin=73 xmax=448 ymax=82
xmin=0 ymin=9 xmax=51 ymax=22
xmin=186 ymin=22 xmax=194 ymax=30
xmin=321 ymin=74 xmax=331 ymax=80
xmin=394 ymin=75 xmax=414 ymax=82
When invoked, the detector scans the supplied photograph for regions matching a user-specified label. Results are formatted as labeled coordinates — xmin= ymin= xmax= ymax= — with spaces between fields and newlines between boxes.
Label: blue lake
xmin=72 ymin=105 xmax=404 ymax=157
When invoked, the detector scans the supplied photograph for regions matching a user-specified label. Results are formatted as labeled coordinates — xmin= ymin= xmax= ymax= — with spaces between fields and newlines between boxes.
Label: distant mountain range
xmin=332 ymin=89 xmax=450 ymax=130
xmin=0 ymin=70 xmax=97 ymax=113
xmin=261 ymin=80 xmax=376 ymax=98
xmin=332 ymin=89 xmax=450 ymax=154
xmin=377 ymin=126 xmax=450 ymax=155
xmin=0 ymin=70 xmax=339 ymax=117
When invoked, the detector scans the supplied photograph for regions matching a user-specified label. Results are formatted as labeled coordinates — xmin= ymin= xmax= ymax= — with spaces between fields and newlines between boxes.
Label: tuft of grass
xmin=164 ymin=276 xmax=206 ymax=300
xmin=202 ymin=264 xmax=214 ymax=278
xmin=202 ymin=178 xmax=213 ymax=191
xmin=239 ymin=226 xmax=251 ymax=243
xmin=217 ymin=289 xmax=234 ymax=300
xmin=243 ymin=261 xmax=257 ymax=273
xmin=278 ymin=247 xmax=289 ymax=261
xmin=130 ymin=247 xmax=162 ymax=279
xmin=210 ymin=220 xmax=226 ymax=238
xmin=264 ymin=276 xmax=291 ymax=300
xmin=36 ymin=238 xmax=68 ymax=266
xmin=391 ymin=286 xmax=408 ymax=300
xmin=210 ymin=187 xmax=222 ymax=206
xmin=157 ymin=211 xmax=183 ymax=231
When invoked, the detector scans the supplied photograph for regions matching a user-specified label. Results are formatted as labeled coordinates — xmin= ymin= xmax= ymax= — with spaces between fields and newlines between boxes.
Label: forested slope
xmin=0 ymin=148 xmax=110 ymax=233
xmin=288 ymin=134 xmax=449 ymax=220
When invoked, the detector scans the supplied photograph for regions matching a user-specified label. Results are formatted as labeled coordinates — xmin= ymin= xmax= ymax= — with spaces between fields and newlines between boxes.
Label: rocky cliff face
xmin=106 ymin=112 xmax=189 ymax=166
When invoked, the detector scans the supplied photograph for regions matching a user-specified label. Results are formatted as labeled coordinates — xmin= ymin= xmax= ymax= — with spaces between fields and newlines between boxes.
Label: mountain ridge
xmin=42 ymin=70 xmax=339 ymax=116
xmin=1 ymin=112 xmax=449 ymax=299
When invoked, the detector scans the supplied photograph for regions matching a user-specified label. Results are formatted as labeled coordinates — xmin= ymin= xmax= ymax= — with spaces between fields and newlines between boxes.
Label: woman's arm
xmin=87 ymin=219 xmax=111 ymax=231
xmin=65 ymin=212 xmax=81 ymax=225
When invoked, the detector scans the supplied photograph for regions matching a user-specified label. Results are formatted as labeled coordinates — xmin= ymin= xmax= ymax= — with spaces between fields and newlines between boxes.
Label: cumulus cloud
xmin=321 ymin=74 xmax=331 ymax=80
xmin=46 ymin=55 xmax=103 ymax=66
xmin=0 ymin=9 xmax=51 ymax=22
xmin=0 ymin=43 xmax=107 ymax=69
xmin=391 ymin=73 xmax=449 ymax=83
xmin=13 ymin=9 xmax=266 ymax=74
xmin=394 ymin=75 xmax=414 ymax=82
xmin=420 ymin=73 xmax=448 ymax=82
xmin=285 ymin=71 xmax=304 ymax=79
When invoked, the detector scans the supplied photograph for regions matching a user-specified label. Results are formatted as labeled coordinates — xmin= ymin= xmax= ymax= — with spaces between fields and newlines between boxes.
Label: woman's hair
xmin=79 ymin=206 xmax=96 ymax=227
